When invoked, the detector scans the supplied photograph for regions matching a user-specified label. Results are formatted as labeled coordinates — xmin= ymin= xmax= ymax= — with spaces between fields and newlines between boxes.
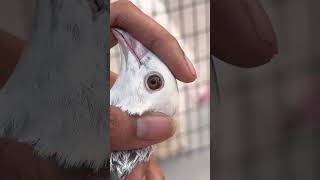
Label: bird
xmin=0 ymin=0 xmax=109 ymax=176
xmin=110 ymin=28 xmax=179 ymax=179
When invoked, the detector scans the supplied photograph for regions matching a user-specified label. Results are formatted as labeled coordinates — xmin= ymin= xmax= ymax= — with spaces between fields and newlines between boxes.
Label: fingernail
xmin=137 ymin=115 xmax=174 ymax=140
xmin=185 ymin=56 xmax=197 ymax=78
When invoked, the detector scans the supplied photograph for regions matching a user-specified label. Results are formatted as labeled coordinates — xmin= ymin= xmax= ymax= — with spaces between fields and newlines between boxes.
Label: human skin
xmin=0 ymin=30 xmax=24 ymax=88
xmin=0 ymin=30 xmax=168 ymax=180
xmin=0 ymin=0 xmax=188 ymax=178
xmin=211 ymin=0 xmax=278 ymax=67
xmin=0 ymin=0 xmax=277 ymax=179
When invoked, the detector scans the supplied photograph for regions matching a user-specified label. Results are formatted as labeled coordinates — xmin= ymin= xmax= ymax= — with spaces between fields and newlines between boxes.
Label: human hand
xmin=211 ymin=0 xmax=278 ymax=67
xmin=109 ymin=1 xmax=198 ymax=179
xmin=110 ymin=0 xmax=197 ymax=83
xmin=110 ymin=72 xmax=171 ymax=180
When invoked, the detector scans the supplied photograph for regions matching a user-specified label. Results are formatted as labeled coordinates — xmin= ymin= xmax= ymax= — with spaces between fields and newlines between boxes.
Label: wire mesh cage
xmin=213 ymin=0 xmax=319 ymax=179
xmin=110 ymin=0 xmax=210 ymax=161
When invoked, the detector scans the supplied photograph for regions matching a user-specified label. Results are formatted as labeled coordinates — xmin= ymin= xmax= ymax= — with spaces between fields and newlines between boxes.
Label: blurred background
xmin=212 ymin=0 xmax=319 ymax=180
xmin=110 ymin=0 xmax=210 ymax=179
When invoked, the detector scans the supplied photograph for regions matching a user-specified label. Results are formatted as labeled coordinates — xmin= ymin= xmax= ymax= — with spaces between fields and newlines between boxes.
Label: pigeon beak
xmin=112 ymin=28 xmax=149 ymax=68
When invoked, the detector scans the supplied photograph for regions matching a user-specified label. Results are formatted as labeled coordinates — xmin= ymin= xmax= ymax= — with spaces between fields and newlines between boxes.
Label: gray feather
xmin=0 ymin=0 xmax=109 ymax=170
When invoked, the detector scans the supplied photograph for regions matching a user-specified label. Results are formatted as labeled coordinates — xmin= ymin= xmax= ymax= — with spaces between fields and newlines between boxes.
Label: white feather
xmin=110 ymin=28 xmax=179 ymax=179
xmin=110 ymin=50 xmax=178 ymax=116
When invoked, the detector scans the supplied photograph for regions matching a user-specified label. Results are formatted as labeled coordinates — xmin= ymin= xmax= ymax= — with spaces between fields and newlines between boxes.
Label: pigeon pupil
xmin=151 ymin=79 xmax=157 ymax=84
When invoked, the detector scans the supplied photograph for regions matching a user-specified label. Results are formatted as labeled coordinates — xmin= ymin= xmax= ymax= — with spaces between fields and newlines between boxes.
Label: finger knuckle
xmin=166 ymin=35 xmax=180 ymax=48
xmin=149 ymin=32 xmax=177 ymax=54
xmin=115 ymin=0 xmax=135 ymax=9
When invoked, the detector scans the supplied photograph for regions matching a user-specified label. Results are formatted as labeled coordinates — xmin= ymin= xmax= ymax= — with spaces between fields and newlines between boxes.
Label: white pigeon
xmin=0 ymin=0 xmax=109 ymax=170
xmin=110 ymin=28 xmax=179 ymax=179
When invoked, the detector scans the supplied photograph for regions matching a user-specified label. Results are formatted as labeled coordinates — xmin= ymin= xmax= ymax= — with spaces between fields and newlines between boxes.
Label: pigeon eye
xmin=145 ymin=72 xmax=164 ymax=91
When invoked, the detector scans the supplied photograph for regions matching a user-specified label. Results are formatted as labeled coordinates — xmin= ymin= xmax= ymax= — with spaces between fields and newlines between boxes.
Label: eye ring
xmin=144 ymin=71 xmax=164 ymax=92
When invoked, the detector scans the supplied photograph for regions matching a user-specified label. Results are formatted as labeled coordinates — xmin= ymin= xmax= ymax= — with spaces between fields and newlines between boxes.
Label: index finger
xmin=110 ymin=0 xmax=197 ymax=83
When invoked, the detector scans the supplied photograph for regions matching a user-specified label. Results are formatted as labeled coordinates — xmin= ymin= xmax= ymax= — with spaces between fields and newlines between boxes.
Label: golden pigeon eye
xmin=145 ymin=72 xmax=164 ymax=91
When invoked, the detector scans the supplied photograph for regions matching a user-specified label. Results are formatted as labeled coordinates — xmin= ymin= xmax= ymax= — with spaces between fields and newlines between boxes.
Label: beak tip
xmin=112 ymin=28 xmax=126 ymax=38
xmin=112 ymin=28 xmax=148 ymax=64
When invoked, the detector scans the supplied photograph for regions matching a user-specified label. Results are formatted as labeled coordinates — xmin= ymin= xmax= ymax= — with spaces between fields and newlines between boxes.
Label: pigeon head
xmin=110 ymin=28 xmax=178 ymax=116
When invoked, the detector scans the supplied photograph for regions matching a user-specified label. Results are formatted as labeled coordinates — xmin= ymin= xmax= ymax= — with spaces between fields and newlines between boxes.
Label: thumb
xmin=110 ymin=107 xmax=175 ymax=151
